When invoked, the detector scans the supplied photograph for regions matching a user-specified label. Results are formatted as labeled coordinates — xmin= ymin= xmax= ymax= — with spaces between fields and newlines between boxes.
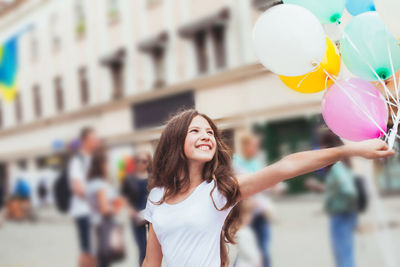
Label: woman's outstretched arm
xmin=237 ymin=139 xmax=394 ymax=200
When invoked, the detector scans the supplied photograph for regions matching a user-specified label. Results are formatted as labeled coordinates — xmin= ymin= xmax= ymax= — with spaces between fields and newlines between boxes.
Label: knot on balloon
xmin=369 ymin=5 xmax=376 ymax=12
xmin=330 ymin=14 xmax=341 ymax=24
xmin=311 ymin=61 xmax=319 ymax=67
xmin=376 ymin=68 xmax=390 ymax=80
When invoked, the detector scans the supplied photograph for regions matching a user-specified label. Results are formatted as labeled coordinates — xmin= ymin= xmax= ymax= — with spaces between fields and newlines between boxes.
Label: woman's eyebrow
xmin=188 ymin=126 xmax=200 ymax=129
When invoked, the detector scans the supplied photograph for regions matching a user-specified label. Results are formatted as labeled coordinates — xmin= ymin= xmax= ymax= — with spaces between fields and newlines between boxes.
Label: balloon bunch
xmin=253 ymin=0 xmax=400 ymax=148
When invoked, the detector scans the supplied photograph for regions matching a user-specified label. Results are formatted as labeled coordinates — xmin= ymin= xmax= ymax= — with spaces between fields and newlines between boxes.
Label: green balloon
xmin=340 ymin=12 xmax=400 ymax=81
xmin=283 ymin=0 xmax=346 ymax=24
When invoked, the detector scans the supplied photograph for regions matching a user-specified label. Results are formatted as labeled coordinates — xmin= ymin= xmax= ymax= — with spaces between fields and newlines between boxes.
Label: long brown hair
xmin=88 ymin=149 xmax=107 ymax=180
xmin=149 ymin=109 xmax=241 ymax=266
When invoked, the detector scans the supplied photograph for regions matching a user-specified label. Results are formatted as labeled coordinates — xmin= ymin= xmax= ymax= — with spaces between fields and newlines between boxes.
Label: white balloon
xmin=375 ymin=0 xmax=400 ymax=37
xmin=253 ymin=4 xmax=326 ymax=76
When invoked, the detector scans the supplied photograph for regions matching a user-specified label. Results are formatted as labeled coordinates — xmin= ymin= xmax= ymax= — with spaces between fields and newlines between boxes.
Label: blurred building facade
xmin=0 ymin=0 xmax=326 ymax=192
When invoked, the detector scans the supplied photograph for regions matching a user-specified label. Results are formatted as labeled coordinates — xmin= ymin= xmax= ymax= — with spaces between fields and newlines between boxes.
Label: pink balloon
xmin=322 ymin=78 xmax=388 ymax=141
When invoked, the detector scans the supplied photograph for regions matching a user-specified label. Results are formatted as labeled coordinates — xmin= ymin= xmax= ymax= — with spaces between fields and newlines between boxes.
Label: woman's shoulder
xmin=147 ymin=186 xmax=165 ymax=203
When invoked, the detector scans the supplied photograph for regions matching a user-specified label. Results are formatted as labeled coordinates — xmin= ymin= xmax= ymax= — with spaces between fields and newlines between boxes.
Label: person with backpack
xmin=307 ymin=131 xmax=366 ymax=267
xmin=69 ymin=127 xmax=99 ymax=267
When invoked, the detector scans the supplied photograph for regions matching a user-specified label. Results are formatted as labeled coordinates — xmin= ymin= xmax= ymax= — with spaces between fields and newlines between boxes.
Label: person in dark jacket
xmin=121 ymin=151 xmax=152 ymax=265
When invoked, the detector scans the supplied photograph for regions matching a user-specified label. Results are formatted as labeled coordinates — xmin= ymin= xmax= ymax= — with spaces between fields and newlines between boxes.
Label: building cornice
xmin=0 ymin=63 xmax=267 ymax=139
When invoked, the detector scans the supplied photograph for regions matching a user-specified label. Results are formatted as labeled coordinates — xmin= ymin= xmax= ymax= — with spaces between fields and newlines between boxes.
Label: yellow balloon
xmin=279 ymin=38 xmax=341 ymax=94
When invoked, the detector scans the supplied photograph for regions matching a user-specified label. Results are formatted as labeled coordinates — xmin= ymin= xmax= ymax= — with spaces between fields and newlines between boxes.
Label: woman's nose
xmin=200 ymin=131 xmax=210 ymax=140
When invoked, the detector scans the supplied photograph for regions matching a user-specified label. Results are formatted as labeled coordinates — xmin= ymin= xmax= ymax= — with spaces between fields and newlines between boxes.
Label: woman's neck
xmin=188 ymin=161 xmax=204 ymax=189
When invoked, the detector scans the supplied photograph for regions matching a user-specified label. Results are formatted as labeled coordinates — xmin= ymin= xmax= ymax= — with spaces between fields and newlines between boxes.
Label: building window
xmin=79 ymin=67 xmax=89 ymax=105
xmin=100 ymin=48 xmax=125 ymax=100
xmin=14 ymin=92 xmax=22 ymax=123
xmin=151 ymin=47 xmax=166 ymax=88
xmin=33 ymin=84 xmax=42 ymax=118
xmin=138 ymin=32 xmax=168 ymax=89
xmin=50 ymin=14 xmax=61 ymax=52
xmin=211 ymin=25 xmax=226 ymax=69
xmin=54 ymin=76 xmax=64 ymax=112
xmin=178 ymin=8 xmax=230 ymax=74
xmin=132 ymin=91 xmax=195 ymax=129
xmin=111 ymin=64 xmax=124 ymax=99
xmin=107 ymin=0 xmax=120 ymax=24
xmin=30 ymin=27 xmax=38 ymax=62
xmin=193 ymin=30 xmax=208 ymax=74
xmin=75 ymin=0 xmax=86 ymax=38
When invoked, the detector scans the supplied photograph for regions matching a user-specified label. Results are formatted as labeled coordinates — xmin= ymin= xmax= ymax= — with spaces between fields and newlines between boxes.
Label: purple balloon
xmin=322 ymin=78 xmax=388 ymax=141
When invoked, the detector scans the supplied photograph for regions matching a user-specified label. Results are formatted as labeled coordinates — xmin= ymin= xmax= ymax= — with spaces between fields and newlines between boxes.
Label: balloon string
xmin=323 ymin=69 xmax=388 ymax=138
xmin=386 ymin=41 xmax=400 ymax=129
xmin=343 ymin=32 xmax=399 ymax=105
xmin=324 ymin=75 xmax=329 ymax=90
xmin=343 ymin=32 xmax=398 ymax=104
xmin=387 ymin=41 xmax=399 ymax=103
xmin=296 ymin=65 xmax=321 ymax=88
xmin=347 ymin=83 xmax=398 ymax=109
xmin=334 ymin=74 xmax=394 ymax=134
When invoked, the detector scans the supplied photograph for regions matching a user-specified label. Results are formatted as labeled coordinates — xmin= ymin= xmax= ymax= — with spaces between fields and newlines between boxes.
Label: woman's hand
xmin=344 ymin=139 xmax=395 ymax=159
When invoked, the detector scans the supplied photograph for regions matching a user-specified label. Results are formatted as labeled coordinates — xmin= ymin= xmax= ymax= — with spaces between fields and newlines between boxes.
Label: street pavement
xmin=0 ymin=195 xmax=399 ymax=267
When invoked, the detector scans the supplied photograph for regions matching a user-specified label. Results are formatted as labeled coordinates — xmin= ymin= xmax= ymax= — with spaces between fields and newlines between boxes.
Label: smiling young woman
xmin=142 ymin=109 xmax=394 ymax=267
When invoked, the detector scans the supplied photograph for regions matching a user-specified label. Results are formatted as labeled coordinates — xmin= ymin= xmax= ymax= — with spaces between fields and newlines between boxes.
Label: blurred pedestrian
xmin=68 ymin=127 xmax=99 ymax=267
xmin=227 ymin=199 xmax=262 ymax=267
xmin=87 ymin=150 xmax=123 ymax=267
xmin=233 ymin=132 xmax=285 ymax=267
xmin=141 ymin=109 xmax=392 ymax=267
xmin=121 ymin=151 xmax=152 ymax=265
xmin=322 ymin=132 xmax=358 ymax=267
xmin=37 ymin=178 xmax=48 ymax=207
xmin=308 ymin=131 xmax=359 ymax=267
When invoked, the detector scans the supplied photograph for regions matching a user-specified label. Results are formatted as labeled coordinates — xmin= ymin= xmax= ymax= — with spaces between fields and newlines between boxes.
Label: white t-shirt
xmin=87 ymin=179 xmax=116 ymax=225
xmin=68 ymin=153 xmax=91 ymax=218
xmin=144 ymin=180 xmax=234 ymax=267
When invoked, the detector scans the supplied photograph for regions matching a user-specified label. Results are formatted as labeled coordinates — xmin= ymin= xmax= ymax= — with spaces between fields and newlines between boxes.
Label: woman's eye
xmin=190 ymin=129 xmax=198 ymax=133
xmin=208 ymin=131 xmax=214 ymax=135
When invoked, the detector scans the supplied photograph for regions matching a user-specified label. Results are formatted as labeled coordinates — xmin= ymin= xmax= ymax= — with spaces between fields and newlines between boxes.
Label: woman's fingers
xmin=376 ymin=150 xmax=395 ymax=158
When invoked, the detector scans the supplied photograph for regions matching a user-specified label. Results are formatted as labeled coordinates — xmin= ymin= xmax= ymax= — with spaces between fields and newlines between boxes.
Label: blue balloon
xmin=346 ymin=0 xmax=375 ymax=16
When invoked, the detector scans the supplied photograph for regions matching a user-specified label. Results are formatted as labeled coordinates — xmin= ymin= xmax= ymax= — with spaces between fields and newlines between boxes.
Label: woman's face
xmin=184 ymin=115 xmax=217 ymax=164
xmin=135 ymin=153 xmax=149 ymax=173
